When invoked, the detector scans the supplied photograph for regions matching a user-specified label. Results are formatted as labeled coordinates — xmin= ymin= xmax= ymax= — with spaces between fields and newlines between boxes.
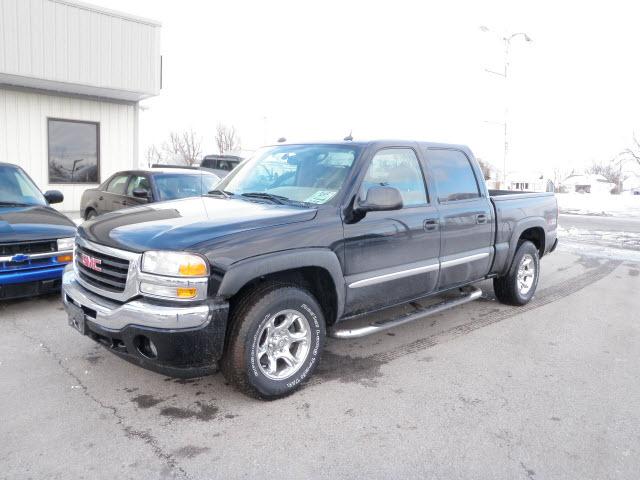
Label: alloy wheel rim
xmin=517 ymin=254 xmax=536 ymax=295
xmin=256 ymin=309 xmax=312 ymax=380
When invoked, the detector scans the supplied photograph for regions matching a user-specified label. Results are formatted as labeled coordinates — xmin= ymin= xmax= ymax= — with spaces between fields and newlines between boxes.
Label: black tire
xmin=85 ymin=209 xmax=97 ymax=220
xmin=222 ymin=282 xmax=326 ymax=400
xmin=493 ymin=240 xmax=540 ymax=306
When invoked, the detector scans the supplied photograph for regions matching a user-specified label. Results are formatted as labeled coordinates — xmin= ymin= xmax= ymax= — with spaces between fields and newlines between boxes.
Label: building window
xmin=48 ymin=118 xmax=100 ymax=183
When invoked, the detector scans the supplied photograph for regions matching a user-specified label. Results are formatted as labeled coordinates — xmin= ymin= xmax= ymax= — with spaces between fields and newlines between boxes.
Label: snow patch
xmin=557 ymin=192 xmax=640 ymax=218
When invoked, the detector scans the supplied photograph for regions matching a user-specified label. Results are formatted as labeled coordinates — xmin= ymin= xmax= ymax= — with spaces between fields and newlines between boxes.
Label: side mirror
xmin=132 ymin=188 xmax=151 ymax=200
xmin=44 ymin=190 xmax=64 ymax=204
xmin=356 ymin=186 xmax=403 ymax=213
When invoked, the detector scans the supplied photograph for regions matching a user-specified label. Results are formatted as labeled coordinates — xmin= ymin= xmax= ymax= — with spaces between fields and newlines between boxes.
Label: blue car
xmin=0 ymin=163 xmax=76 ymax=300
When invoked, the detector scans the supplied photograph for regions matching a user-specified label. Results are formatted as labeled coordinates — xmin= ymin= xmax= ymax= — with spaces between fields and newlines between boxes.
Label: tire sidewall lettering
xmin=250 ymin=300 xmax=323 ymax=389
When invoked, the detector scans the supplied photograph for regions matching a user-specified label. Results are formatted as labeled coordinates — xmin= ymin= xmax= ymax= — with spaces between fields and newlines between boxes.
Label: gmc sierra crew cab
xmin=62 ymin=140 xmax=558 ymax=399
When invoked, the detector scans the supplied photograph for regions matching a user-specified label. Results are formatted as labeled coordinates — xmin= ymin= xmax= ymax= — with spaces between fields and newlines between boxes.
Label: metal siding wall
xmin=0 ymin=0 xmax=160 ymax=95
xmin=0 ymin=87 xmax=136 ymax=212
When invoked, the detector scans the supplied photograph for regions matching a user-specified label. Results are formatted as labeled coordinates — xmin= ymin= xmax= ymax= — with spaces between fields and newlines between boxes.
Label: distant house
xmin=562 ymin=174 xmax=615 ymax=194
xmin=623 ymin=172 xmax=640 ymax=194
xmin=506 ymin=173 xmax=554 ymax=192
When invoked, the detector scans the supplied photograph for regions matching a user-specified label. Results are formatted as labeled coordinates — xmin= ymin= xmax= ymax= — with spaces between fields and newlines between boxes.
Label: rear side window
xmin=362 ymin=148 xmax=427 ymax=207
xmin=106 ymin=174 xmax=130 ymax=195
xmin=428 ymin=149 xmax=480 ymax=202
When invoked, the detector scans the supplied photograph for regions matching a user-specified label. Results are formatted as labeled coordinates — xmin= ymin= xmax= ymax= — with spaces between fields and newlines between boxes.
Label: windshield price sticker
xmin=304 ymin=191 xmax=337 ymax=204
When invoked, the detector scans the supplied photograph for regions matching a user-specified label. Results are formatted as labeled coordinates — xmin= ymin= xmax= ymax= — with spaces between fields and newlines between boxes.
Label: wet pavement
xmin=1 ymin=218 xmax=639 ymax=479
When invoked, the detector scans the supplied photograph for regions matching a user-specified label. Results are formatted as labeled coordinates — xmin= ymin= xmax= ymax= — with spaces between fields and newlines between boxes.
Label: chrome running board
xmin=328 ymin=286 xmax=482 ymax=339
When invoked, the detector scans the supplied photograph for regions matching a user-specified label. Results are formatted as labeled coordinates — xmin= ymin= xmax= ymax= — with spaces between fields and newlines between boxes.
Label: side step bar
xmin=328 ymin=286 xmax=482 ymax=339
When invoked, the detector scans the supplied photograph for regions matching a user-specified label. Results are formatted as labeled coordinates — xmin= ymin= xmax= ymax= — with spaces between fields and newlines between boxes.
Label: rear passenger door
xmin=342 ymin=147 xmax=441 ymax=315
xmin=426 ymin=148 xmax=494 ymax=289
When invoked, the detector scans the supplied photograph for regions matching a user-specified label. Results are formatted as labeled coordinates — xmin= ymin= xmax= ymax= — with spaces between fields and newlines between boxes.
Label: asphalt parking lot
xmin=2 ymin=216 xmax=640 ymax=480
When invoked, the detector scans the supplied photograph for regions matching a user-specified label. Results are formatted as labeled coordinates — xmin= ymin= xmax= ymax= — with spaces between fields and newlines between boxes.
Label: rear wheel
xmin=493 ymin=240 xmax=540 ymax=306
xmin=222 ymin=283 xmax=326 ymax=399
xmin=85 ymin=208 xmax=97 ymax=220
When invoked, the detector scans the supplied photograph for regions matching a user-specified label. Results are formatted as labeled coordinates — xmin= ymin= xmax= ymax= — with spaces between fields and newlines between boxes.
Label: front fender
xmin=216 ymin=248 xmax=346 ymax=319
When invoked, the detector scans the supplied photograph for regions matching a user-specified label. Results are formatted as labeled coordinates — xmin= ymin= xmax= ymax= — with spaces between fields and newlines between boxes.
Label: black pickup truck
xmin=62 ymin=140 xmax=557 ymax=399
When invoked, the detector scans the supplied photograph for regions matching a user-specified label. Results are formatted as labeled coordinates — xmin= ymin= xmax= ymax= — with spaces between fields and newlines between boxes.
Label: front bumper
xmin=0 ymin=270 xmax=64 ymax=299
xmin=62 ymin=268 xmax=229 ymax=378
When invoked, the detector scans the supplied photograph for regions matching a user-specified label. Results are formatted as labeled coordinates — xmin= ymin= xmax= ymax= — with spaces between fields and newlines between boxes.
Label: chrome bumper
xmin=62 ymin=266 xmax=211 ymax=331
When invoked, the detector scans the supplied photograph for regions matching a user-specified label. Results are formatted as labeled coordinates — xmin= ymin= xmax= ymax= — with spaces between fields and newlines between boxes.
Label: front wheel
xmin=493 ymin=240 xmax=540 ymax=306
xmin=222 ymin=283 xmax=326 ymax=399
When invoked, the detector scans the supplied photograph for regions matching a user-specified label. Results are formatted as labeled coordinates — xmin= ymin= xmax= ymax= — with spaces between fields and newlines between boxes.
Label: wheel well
xmin=519 ymin=227 xmax=545 ymax=257
xmin=84 ymin=207 xmax=95 ymax=218
xmin=228 ymin=267 xmax=339 ymax=325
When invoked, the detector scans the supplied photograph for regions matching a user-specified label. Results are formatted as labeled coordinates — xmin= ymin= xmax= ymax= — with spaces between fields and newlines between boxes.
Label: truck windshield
xmin=0 ymin=165 xmax=47 ymax=206
xmin=216 ymin=144 xmax=359 ymax=205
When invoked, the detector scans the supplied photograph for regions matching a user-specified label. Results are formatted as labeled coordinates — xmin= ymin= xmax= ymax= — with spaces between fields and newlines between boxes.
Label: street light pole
xmin=480 ymin=27 xmax=532 ymax=188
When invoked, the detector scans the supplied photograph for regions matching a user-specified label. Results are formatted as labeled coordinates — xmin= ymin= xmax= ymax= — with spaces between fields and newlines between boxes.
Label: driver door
xmin=342 ymin=147 xmax=441 ymax=316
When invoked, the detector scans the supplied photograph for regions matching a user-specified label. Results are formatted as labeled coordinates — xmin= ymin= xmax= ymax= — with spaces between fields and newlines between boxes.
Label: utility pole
xmin=480 ymin=26 xmax=532 ymax=188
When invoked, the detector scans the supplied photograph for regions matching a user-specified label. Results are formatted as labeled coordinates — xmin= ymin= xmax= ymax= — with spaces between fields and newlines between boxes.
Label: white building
xmin=0 ymin=0 xmax=161 ymax=211
xmin=562 ymin=174 xmax=615 ymax=194
xmin=505 ymin=172 xmax=554 ymax=192
xmin=622 ymin=172 xmax=640 ymax=194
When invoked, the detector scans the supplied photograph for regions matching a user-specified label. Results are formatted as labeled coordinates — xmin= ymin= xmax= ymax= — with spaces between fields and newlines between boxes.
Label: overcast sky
xmin=93 ymin=0 xmax=640 ymax=175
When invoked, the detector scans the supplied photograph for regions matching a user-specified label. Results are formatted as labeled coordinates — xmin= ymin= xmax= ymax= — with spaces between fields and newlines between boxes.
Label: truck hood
xmin=78 ymin=196 xmax=318 ymax=252
xmin=0 ymin=205 xmax=76 ymax=243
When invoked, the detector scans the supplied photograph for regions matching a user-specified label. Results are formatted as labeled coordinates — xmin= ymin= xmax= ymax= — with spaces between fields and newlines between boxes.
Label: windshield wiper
xmin=207 ymin=189 xmax=235 ymax=198
xmin=240 ymin=192 xmax=289 ymax=205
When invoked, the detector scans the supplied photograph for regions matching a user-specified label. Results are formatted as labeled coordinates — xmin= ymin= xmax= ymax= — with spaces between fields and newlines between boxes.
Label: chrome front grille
xmin=74 ymin=237 xmax=141 ymax=302
xmin=76 ymin=244 xmax=130 ymax=293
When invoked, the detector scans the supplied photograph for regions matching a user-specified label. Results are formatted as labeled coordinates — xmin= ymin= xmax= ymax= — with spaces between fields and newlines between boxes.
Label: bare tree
xmin=145 ymin=145 xmax=162 ymax=167
xmin=215 ymin=123 xmax=241 ymax=155
xmin=145 ymin=130 xmax=203 ymax=166
xmin=621 ymin=132 xmax=640 ymax=168
xmin=168 ymin=130 xmax=202 ymax=166
xmin=552 ymin=167 xmax=573 ymax=193
xmin=476 ymin=158 xmax=493 ymax=180
xmin=587 ymin=158 xmax=626 ymax=194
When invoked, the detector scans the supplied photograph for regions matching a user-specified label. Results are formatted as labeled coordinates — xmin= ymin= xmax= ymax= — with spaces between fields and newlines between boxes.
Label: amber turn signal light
xmin=176 ymin=287 xmax=197 ymax=298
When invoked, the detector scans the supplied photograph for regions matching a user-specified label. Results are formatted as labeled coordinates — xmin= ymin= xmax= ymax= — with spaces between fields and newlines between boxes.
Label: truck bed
xmin=488 ymin=190 xmax=558 ymax=275
xmin=489 ymin=189 xmax=554 ymax=199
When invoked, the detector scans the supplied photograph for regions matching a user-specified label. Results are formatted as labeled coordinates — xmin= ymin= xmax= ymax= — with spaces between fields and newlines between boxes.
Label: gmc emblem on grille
xmin=80 ymin=253 xmax=102 ymax=272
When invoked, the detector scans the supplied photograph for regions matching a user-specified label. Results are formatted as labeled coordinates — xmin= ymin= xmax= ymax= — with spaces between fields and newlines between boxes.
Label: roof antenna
xmin=343 ymin=130 xmax=353 ymax=141
xmin=277 ymin=137 xmax=287 ymax=143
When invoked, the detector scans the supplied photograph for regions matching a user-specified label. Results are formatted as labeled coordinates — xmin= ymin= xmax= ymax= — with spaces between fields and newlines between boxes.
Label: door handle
xmin=98 ymin=196 xmax=103 ymax=201
xmin=423 ymin=219 xmax=439 ymax=231
xmin=476 ymin=214 xmax=488 ymax=224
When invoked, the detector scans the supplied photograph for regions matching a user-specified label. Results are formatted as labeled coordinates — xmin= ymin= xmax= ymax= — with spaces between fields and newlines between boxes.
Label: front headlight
xmin=57 ymin=237 xmax=75 ymax=251
xmin=141 ymin=251 xmax=209 ymax=277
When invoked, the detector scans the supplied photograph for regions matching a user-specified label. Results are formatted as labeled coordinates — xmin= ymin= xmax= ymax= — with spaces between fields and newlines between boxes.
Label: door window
xmin=106 ymin=174 xmax=130 ymax=195
xmin=429 ymin=150 xmax=480 ymax=202
xmin=126 ymin=175 xmax=151 ymax=197
xmin=362 ymin=148 xmax=427 ymax=207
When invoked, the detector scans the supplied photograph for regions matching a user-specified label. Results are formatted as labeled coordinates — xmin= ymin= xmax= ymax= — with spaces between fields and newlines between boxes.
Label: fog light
xmin=136 ymin=336 xmax=158 ymax=359
xmin=177 ymin=287 xmax=197 ymax=298
xmin=57 ymin=254 xmax=73 ymax=263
